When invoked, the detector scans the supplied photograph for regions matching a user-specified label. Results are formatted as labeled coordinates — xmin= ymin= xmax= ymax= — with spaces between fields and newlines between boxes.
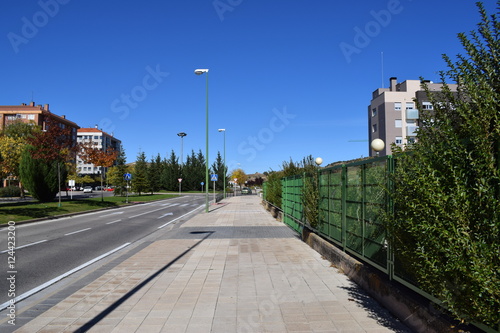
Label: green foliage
xmin=160 ymin=150 xmax=179 ymax=191
xmin=18 ymin=147 xmax=67 ymax=202
xmin=148 ymin=154 xmax=163 ymax=194
xmin=264 ymin=155 xmax=319 ymax=214
xmin=387 ymin=3 xmax=500 ymax=327
xmin=132 ymin=151 xmax=149 ymax=195
xmin=0 ymin=186 xmax=21 ymax=197
xmin=211 ymin=151 xmax=227 ymax=191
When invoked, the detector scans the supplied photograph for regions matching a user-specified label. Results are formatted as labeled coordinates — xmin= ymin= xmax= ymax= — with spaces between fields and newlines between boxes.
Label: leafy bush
xmin=387 ymin=3 xmax=500 ymax=327
xmin=0 ymin=186 xmax=21 ymax=197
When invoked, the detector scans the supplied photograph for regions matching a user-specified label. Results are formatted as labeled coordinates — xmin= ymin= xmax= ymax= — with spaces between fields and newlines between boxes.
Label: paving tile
xmin=10 ymin=195 xmax=411 ymax=333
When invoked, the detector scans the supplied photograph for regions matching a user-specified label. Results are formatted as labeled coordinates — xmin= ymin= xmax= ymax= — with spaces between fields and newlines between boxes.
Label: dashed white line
xmin=0 ymin=240 xmax=48 ymax=254
xmin=64 ymin=228 xmax=91 ymax=236
xmin=106 ymin=219 xmax=122 ymax=225
xmin=0 ymin=243 xmax=131 ymax=311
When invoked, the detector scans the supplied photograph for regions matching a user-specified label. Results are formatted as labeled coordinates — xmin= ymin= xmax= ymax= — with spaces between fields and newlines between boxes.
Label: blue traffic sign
xmin=124 ymin=173 xmax=132 ymax=181
xmin=210 ymin=174 xmax=218 ymax=181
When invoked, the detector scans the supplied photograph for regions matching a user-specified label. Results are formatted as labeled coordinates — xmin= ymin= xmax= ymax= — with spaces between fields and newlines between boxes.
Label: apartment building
xmin=368 ymin=77 xmax=457 ymax=156
xmin=0 ymin=101 xmax=79 ymax=142
xmin=77 ymin=127 xmax=121 ymax=176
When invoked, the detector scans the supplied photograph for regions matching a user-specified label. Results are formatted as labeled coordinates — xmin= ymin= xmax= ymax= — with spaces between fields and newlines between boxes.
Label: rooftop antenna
xmin=381 ymin=52 xmax=384 ymax=88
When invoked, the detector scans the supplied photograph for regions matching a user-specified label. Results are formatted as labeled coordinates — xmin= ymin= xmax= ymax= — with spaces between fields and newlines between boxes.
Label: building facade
xmin=368 ymin=77 xmax=457 ymax=156
xmin=0 ymin=101 xmax=79 ymax=142
xmin=77 ymin=127 xmax=122 ymax=176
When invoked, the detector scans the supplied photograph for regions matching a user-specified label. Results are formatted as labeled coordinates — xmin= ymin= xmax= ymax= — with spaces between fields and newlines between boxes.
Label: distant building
xmin=0 ymin=102 xmax=80 ymax=187
xmin=0 ymin=101 xmax=79 ymax=142
xmin=368 ymin=77 xmax=458 ymax=156
xmin=77 ymin=127 xmax=122 ymax=176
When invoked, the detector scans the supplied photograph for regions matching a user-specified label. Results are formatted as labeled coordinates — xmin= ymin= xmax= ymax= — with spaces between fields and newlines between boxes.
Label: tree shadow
xmin=0 ymin=199 xmax=117 ymax=219
xmin=339 ymin=284 xmax=412 ymax=332
xmin=74 ymin=231 xmax=214 ymax=333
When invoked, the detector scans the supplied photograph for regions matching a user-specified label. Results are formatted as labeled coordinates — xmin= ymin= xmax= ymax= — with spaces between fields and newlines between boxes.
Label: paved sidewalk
xmin=9 ymin=195 xmax=410 ymax=333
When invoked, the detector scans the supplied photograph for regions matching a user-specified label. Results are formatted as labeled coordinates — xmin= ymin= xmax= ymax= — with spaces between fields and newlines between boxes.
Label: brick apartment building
xmin=0 ymin=101 xmax=80 ymax=187
xmin=368 ymin=77 xmax=458 ymax=156
xmin=0 ymin=101 xmax=79 ymax=139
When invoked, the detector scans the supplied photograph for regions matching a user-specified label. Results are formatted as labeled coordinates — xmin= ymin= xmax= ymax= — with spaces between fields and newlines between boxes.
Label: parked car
xmin=83 ymin=186 xmax=93 ymax=193
xmin=241 ymin=187 xmax=252 ymax=194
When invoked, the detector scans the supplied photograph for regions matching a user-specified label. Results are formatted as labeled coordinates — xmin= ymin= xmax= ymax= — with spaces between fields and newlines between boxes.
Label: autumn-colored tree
xmin=230 ymin=168 xmax=248 ymax=189
xmin=0 ymin=121 xmax=39 ymax=197
xmin=79 ymin=140 xmax=119 ymax=201
xmin=20 ymin=120 xmax=77 ymax=202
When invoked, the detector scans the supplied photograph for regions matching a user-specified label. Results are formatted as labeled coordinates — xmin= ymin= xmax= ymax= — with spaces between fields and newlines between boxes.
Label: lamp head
xmin=218 ymin=129 xmax=226 ymax=132
xmin=315 ymin=157 xmax=323 ymax=166
xmin=177 ymin=132 xmax=187 ymax=137
xmin=371 ymin=138 xmax=385 ymax=152
xmin=194 ymin=69 xmax=209 ymax=75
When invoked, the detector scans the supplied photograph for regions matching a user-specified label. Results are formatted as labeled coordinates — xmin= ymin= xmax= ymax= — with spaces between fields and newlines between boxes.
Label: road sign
xmin=124 ymin=173 xmax=132 ymax=181
xmin=201 ymin=182 xmax=204 ymax=186
xmin=210 ymin=174 xmax=218 ymax=182
xmin=178 ymin=178 xmax=183 ymax=183
xmin=68 ymin=180 xmax=75 ymax=186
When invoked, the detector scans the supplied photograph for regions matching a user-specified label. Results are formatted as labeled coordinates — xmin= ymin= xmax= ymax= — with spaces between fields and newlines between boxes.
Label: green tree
xmin=132 ymin=151 xmax=149 ymax=195
xmin=19 ymin=147 xmax=66 ymax=202
xmin=148 ymin=154 xmax=162 ymax=194
xmin=387 ymin=2 xmax=500 ymax=327
xmin=161 ymin=150 xmax=179 ymax=191
xmin=211 ymin=151 xmax=226 ymax=191
xmin=107 ymin=148 xmax=128 ymax=195
xmin=0 ymin=121 xmax=39 ymax=196
xmin=19 ymin=120 xmax=76 ymax=202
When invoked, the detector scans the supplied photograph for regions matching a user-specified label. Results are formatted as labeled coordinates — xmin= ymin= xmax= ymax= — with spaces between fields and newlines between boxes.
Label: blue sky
xmin=1 ymin=0 xmax=495 ymax=174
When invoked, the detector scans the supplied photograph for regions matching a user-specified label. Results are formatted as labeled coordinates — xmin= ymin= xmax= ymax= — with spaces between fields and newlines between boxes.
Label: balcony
xmin=406 ymin=108 xmax=419 ymax=119
xmin=406 ymin=125 xmax=418 ymax=136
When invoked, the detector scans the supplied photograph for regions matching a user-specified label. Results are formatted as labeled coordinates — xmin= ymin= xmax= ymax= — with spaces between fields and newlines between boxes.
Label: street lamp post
xmin=177 ymin=132 xmax=186 ymax=196
xmin=218 ymin=129 xmax=226 ymax=199
xmin=177 ymin=132 xmax=187 ymax=165
xmin=194 ymin=68 xmax=209 ymax=212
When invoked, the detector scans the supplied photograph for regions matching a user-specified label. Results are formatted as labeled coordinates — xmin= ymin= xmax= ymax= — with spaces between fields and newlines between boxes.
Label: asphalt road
xmin=0 ymin=195 xmax=205 ymax=308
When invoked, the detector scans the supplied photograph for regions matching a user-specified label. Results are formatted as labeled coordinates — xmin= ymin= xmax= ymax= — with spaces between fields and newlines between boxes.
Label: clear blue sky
xmin=1 ymin=0 xmax=495 ymax=174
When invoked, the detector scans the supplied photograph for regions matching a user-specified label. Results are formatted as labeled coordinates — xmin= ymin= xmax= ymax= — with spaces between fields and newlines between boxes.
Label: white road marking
xmin=0 ymin=240 xmax=48 ymax=254
xmin=157 ymin=212 xmax=173 ymax=219
xmin=106 ymin=219 xmax=122 ymax=225
xmin=0 ymin=243 xmax=131 ymax=311
xmin=158 ymin=205 xmax=204 ymax=229
xmin=64 ymin=228 xmax=91 ymax=236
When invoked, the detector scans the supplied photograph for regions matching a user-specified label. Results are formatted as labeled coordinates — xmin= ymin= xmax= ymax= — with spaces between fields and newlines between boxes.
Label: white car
xmin=83 ymin=186 xmax=93 ymax=193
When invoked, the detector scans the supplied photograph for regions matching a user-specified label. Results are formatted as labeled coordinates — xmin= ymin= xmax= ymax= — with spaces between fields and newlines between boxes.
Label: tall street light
xmin=177 ymin=132 xmax=187 ymax=196
xmin=177 ymin=132 xmax=187 ymax=165
xmin=194 ymin=68 xmax=209 ymax=212
xmin=218 ymin=129 xmax=226 ymax=199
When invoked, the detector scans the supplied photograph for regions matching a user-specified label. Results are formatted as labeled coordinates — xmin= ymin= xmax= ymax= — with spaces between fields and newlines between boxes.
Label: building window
xmin=422 ymin=102 xmax=433 ymax=110
xmin=94 ymin=136 xmax=99 ymax=140
xmin=371 ymin=107 xmax=377 ymax=117
xmin=394 ymin=102 xmax=401 ymax=110
xmin=405 ymin=102 xmax=414 ymax=109
xmin=372 ymin=124 xmax=377 ymax=133
xmin=28 ymin=114 xmax=35 ymax=120
xmin=395 ymin=136 xmax=403 ymax=144
xmin=395 ymin=119 xmax=402 ymax=128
